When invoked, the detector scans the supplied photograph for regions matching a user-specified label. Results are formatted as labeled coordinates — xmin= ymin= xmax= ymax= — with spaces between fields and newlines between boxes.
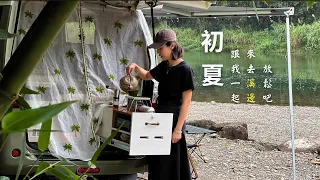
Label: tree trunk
xmin=0 ymin=1 xmax=79 ymax=120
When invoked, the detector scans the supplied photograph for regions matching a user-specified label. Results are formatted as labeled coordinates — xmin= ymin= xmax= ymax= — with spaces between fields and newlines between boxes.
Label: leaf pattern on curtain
xmin=18 ymin=1 xmax=152 ymax=160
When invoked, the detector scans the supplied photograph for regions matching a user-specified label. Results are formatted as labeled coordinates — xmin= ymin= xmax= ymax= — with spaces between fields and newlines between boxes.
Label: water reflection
xmin=184 ymin=52 xmax=320 ymax=106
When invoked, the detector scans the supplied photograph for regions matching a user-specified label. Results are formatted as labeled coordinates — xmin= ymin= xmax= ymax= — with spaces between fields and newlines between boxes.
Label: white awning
xmin=139 ymin=1 xmax=293 ymax=18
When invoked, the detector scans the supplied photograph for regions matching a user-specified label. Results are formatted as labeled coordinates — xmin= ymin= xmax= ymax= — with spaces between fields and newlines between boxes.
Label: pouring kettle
xmin=119 ymin=75 xmax=139 ymax=92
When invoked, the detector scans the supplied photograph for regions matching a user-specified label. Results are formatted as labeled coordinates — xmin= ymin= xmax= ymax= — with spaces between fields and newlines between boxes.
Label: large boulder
xmin=212 ymin=122 xmax=247 ymax=132
xmin=186 ymin=120 xmax=249 ymax=140
xmin=187 ymin=120 xmax=216 ymax=130
xmin=278 ymin=138 xmax=320 ymax=153
xmin=218 ymin=123 xmax=248 ymax=140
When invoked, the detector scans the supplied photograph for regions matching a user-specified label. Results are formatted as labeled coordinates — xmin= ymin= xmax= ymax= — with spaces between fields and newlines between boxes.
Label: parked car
xmin=0 ymin=1 xmax=157 ymax=179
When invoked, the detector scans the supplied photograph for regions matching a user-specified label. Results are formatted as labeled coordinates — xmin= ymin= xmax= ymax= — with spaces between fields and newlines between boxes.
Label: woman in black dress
xmin=126 ymin=29 xmax=194 ymax=180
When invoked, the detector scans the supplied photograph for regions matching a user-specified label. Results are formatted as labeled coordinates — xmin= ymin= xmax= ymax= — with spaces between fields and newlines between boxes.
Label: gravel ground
xmin=138 ymin=102 xmax=320 ymax=180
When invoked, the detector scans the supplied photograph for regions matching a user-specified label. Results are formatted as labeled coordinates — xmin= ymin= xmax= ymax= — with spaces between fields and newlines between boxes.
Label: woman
xmin=126 ymin=29 xmax=194 ymax=180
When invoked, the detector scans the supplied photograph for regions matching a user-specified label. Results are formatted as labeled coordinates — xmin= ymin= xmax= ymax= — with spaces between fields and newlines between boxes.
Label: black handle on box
xmin=145 ymin=122 xmax=160 ymax=126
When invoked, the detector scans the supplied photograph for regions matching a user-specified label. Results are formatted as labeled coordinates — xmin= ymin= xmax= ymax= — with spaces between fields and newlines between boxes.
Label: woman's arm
xmin=127 ymin=63 xmax=153 ymax=80
xmin=172 ymin=89 xmax=192 ymax=143
xmin=175 ymin=90 xmax=192 ymax=131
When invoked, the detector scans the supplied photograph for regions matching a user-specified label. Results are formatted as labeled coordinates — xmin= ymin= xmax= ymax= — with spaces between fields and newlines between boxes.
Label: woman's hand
xmin=126 ymin=63 xmax=137 ymax=75
xmin=172 ymin=131 xmax=182 ymax=143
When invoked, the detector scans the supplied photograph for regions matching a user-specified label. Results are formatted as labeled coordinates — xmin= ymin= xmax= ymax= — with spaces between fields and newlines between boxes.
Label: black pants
xmin=147 ymin=104 xmax=191 ymax=180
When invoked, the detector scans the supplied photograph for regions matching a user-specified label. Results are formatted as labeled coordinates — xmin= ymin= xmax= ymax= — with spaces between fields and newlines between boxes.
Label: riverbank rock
xmin=187 ymin=120 xmax=248 ymax=140
xmin=187 ymin=120 xmax=216 ymax=130
xmin=218 ymin=123 xmax=248 ymax=140
xmin=278 ymin=138 xmax=320 ymax=153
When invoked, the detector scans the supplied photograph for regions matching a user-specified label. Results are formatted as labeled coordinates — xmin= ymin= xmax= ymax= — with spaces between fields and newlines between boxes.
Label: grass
xmin=152 ymin=21 xmax=320 ymax=54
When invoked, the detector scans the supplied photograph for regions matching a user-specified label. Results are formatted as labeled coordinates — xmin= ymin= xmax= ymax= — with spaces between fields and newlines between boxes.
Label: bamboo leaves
xmin=20 ymin=86 xmax=39 ymax=94
xmin=90 ymin=122 xmax=124 ymax=165
xmin=0 ymin=29 xmax=16 ymax=39
xmin=38 ymin=119 xmax=52 ymax=152
xmin=262 ymin=0 xmax=268 ymax=5
xmin=1 ymin=101 xmax=77 ymax=133
xmin=307 ymin=1 xmax=315 ymax=9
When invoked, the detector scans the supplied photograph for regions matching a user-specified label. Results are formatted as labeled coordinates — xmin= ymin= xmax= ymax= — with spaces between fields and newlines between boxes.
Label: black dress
xmin=148 ymin=60 xmax=194 ymax=180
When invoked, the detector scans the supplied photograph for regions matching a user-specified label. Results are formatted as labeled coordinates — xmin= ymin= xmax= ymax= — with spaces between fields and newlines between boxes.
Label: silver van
xmin=0 ymin=1 xmax=158 ymax=179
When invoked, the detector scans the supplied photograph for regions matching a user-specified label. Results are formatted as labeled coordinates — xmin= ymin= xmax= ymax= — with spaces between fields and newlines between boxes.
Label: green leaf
xmin=16 ymin=97 xmax=31 ymax=109
xmin=48 ymin=168 xmax=72 ymax=180
xmin=20 ymin=86 xmax=40 ymax=94
xmin=55 ymin=165 xmax=80 ymax=180
xmin=221 ymin=0 xmax=227 ymax=5
xmin=38 ymin=119 xmax=52 ymax=152
xmin=252 ymin=1 xmax=259 ymax=21
xmin=86 ymin=174 xmax=98 ymax=180
xmin=1 ymin=101 xmax=77 ymax=133
xmin=0 ymin=29 xmax=16 ymax=39
xmin=307 ymin=1 xmax=314 ymax=9
xmin=0 ymin=133 xmax=8 ymax=152
xmin=15 ymin=134 xmax=26 ymax=180
xmin=35 ymin=161 xmax=50 ymax=176
xmin=32 ymin=161 xmax=60 ymax=180
xmin=5 ymin=105 xmax=13 ymax=115
xmin=261 ymin=0 xmax=268 ymax=5
xmin=90 ymin=122 xmax=124 ymax=165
